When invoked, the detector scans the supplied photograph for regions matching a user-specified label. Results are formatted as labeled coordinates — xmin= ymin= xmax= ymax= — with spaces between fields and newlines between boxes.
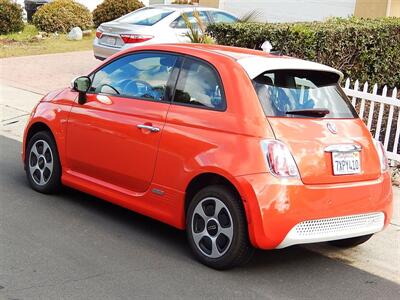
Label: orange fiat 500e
xmin=23 ymin=44 xmax=393 ymax=269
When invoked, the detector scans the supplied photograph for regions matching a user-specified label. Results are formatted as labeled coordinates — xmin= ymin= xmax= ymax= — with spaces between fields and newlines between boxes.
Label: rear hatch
xmin=252 ymin=69 xmax=381 ymax=184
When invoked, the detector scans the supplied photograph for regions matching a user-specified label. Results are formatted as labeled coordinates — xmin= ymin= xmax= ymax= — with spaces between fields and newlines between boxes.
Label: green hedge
xmin=33 ymin=0 xmax=93 ymax=33
xmin=207 ymin=18 xmax=400 ymax=88
xmin=93 ymin=0 xmax=144 ymax=28
xmin=0 ymin=0 xmax=24 ymax=34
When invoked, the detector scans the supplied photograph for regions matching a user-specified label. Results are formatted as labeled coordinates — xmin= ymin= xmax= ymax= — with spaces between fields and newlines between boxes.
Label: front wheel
xmin=328 ymin=234 xmax=373 ymax=248
xmin=186 ymin=185 xmax=254 ymax=270
xmin=25 ymin=131 xmax=61 ymax=194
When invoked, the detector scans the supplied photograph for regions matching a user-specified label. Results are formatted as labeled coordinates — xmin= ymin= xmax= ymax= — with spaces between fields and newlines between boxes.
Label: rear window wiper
xmin=285 ymin=108 xmax=330 ymax=117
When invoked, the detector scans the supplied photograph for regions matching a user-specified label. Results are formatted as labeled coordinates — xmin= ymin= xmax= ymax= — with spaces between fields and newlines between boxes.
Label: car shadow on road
xmin=58 ymin=184 xmax=331 ymax=270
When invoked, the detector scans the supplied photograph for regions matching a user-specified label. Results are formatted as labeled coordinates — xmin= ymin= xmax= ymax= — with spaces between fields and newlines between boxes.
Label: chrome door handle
xmin=137 ymin=124 xmax=160 ymax=133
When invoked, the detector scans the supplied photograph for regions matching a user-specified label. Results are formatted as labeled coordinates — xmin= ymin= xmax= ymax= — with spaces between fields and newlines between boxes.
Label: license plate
xmin=332 ymin=151 xmax=361 ymax=175
xmin=102 ymin=36 xmax=116 ymax=46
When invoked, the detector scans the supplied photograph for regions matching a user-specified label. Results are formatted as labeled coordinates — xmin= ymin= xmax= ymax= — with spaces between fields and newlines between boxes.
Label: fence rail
xmin=343 ymin=78 xmax=400 ymax=162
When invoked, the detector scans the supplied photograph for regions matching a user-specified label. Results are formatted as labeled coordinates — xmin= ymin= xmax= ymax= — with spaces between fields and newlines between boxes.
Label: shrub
xmin=207 ymin=17 xmax=400 ymax=88
xmin=93 ymin=0 xmax=144 ymax=28
xmin=182 ymin=11 xmax=214 ymax=44
xmin=32 ymin=0 xmax=93 ymax=33
xmin=0 ymin=0 xmax=24 ymax=34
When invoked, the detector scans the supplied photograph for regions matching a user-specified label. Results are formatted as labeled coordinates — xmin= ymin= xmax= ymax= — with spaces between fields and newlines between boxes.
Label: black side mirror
xmin=72 ymin=76 xmax=91 ymax=104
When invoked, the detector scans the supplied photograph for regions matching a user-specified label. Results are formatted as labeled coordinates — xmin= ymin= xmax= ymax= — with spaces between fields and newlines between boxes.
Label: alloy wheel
xmin=191 ymin=197 xmax=234 ymax=259
xmin=29 ymin=139 xmax=53 ymax=186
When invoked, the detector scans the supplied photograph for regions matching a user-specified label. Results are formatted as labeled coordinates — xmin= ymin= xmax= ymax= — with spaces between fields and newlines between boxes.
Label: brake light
xmin=95 ymin=29 xmax=103 ymax=39
xmin=260 ymin=140 xmax=299 ymax=177
xmin=120 ymin=34 xmax=153 ymax=44
xmin=373 ymin=139 xmax=389 ymax=172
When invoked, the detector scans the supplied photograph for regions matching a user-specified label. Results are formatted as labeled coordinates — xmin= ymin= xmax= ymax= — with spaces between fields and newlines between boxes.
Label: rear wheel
xmin=186 ymin=185 xmax=254 ymax=270
xmin=328 ymin=234 xmax=373 ymax=248
xmin=25 ymin=131 xmax=61 ymax=194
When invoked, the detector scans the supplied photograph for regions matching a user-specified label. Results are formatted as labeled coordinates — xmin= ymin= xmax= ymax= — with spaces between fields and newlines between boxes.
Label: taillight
xmin=96 ymin=29 xmax=103 ymax=39
xmin=120 ymin=34 xmax=153 ymax=44
xmin=260 ymin=140 xmax=299 ymax=177
xmin=373 ymin=139 xmax=389 ymax=172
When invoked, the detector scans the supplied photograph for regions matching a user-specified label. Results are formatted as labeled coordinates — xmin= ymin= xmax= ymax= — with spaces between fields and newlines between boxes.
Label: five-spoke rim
xmin=191 ymin=197 xmax=234 ymax=259
xmin=29 ymin=140 xmax=53 ymax=186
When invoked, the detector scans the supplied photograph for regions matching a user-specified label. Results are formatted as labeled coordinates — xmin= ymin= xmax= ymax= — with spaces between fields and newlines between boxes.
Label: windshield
xmin=252 ymin=70 xmax=357 ymax=118
xmin=117 ymin=8 xmax=174 ymax=26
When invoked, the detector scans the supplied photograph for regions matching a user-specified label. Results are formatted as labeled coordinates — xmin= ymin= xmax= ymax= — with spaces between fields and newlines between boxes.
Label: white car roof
xmin=237 ymin=56 xmax=343 ymax=80
xmin=213 ymin=49 xmax=343 ymax=81
xmin=150 ymin=4 xmax=233 ymax=13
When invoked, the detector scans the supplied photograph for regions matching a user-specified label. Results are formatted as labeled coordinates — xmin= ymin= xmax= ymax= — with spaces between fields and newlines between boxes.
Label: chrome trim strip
xmin=324 ymin=144 xmax=362 ymax=153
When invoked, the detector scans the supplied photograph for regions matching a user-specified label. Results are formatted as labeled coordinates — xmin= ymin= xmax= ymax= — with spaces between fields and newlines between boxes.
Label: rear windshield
xmin=118 ymin=8 xmax=173 ymax=26
xmin=252 ymin=70 xmax=357 ymax=118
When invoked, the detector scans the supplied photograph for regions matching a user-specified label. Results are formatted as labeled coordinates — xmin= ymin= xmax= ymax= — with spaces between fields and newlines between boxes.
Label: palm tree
xmin=181 ymin=10 xmax=215 ymax=44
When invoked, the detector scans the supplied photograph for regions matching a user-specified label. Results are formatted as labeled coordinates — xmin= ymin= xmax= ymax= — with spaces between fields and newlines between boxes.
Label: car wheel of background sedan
xmin=25 ymin=131 xmax=61 ymax=194
xmin=328 ymin=234 xmax=373 ymax=248
xmin=186 ymin=185 xmax=254 ymax=270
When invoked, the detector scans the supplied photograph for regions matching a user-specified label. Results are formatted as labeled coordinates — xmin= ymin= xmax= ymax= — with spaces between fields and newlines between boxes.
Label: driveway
xmin=0 ymin=51 xmax=98 ymax=94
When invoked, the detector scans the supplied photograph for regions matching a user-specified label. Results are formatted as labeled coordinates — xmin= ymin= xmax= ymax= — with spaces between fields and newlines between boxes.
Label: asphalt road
xmin=1 ymin=136 xmax=399 ymax=300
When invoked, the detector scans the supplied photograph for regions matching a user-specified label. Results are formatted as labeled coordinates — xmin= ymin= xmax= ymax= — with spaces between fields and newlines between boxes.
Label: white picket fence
xmin=343 ymin=78 xmax=400 ymax=162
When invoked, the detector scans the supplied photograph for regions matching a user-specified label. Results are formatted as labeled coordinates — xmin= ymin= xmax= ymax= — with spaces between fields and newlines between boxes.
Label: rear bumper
xmin=235 ymin=172 xmax=393 ymax=249
xmin=93 ymin=38 xmax=124 ymax=60
xmin=93 ymin=38 xmax=157 ymax=60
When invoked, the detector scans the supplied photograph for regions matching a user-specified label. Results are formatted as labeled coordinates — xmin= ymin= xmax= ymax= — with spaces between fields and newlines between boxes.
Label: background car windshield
xmin=210 ymin=11 xmax=237 ymax=23
xmin=172 ymin=11 xmax=210 ymax=29
xmin=118 ymin=8 xmax=173 ymax=26
xmin=252 ymin=70 xmax=357 ymax=118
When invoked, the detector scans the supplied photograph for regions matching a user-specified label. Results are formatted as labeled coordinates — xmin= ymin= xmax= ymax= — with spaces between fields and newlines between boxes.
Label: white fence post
xmin=342 ymin=79 xmax=400 ymax=162
xmin=375 ymin=85 xmax=387 ymax=140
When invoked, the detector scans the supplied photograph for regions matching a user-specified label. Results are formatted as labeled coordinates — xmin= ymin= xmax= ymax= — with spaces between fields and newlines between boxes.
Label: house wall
xmin=392 ymin=0 xmax=400 ymax=16
xmin=354 ymin=0 xmax=400 ymax=17
xmin=200 ymin=0 xmax=357 ymax=22
xmin=354 ymin=0 xmax=388 ymax=17
xmin=199 ymin=0 xmax=220 ymax=7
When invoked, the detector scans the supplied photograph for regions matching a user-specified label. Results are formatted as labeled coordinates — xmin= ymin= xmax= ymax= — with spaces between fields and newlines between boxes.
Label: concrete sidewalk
xmin=0 ymin=85 xmax=42 ymax=141
xmin=1 ymin=51 xmax=98 ymax=140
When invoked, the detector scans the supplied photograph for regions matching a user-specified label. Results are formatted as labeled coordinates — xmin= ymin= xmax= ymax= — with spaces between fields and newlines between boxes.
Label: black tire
xmin=328 ymin=234 xmax=373 ymax=248
xmin=25 ymin=131 xmax=61 ymax=194
xmin=186 ymin=185 xmax=254 ymax=270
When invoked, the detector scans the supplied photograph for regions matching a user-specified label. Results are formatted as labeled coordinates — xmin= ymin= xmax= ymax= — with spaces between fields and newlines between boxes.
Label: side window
xmin=210 ymin=11 xmax=237 ymax=23
xmin=171 ymin=11 xmax=210 ymax=29
xmin=173 ymin=58 xmax=226 ymax=110
xmin=90 ymin=52 xmax=178 ymax=101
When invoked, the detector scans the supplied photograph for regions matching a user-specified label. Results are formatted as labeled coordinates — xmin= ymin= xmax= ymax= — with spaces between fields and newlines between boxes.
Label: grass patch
xmin=0 ymin=24 xmax=95 ymax=58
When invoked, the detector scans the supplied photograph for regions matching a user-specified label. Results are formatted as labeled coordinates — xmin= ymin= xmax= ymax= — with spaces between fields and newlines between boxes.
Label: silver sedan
xmin=93 ymin=4 xmax=237 ymax=60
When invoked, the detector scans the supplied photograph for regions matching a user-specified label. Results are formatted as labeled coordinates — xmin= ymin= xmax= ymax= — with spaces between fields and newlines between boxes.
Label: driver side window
xmin=90 ymin=52 xmax=178 ymax=101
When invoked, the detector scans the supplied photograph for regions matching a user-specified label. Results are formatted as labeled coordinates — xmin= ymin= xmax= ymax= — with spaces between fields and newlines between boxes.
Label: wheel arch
xmin=23 ymin=121 xmax=59 ymax=166
xmin=184 ymin=172 xmax=246 ymax=217
xmin=25 ymin=122 xmax=54 ymax=147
